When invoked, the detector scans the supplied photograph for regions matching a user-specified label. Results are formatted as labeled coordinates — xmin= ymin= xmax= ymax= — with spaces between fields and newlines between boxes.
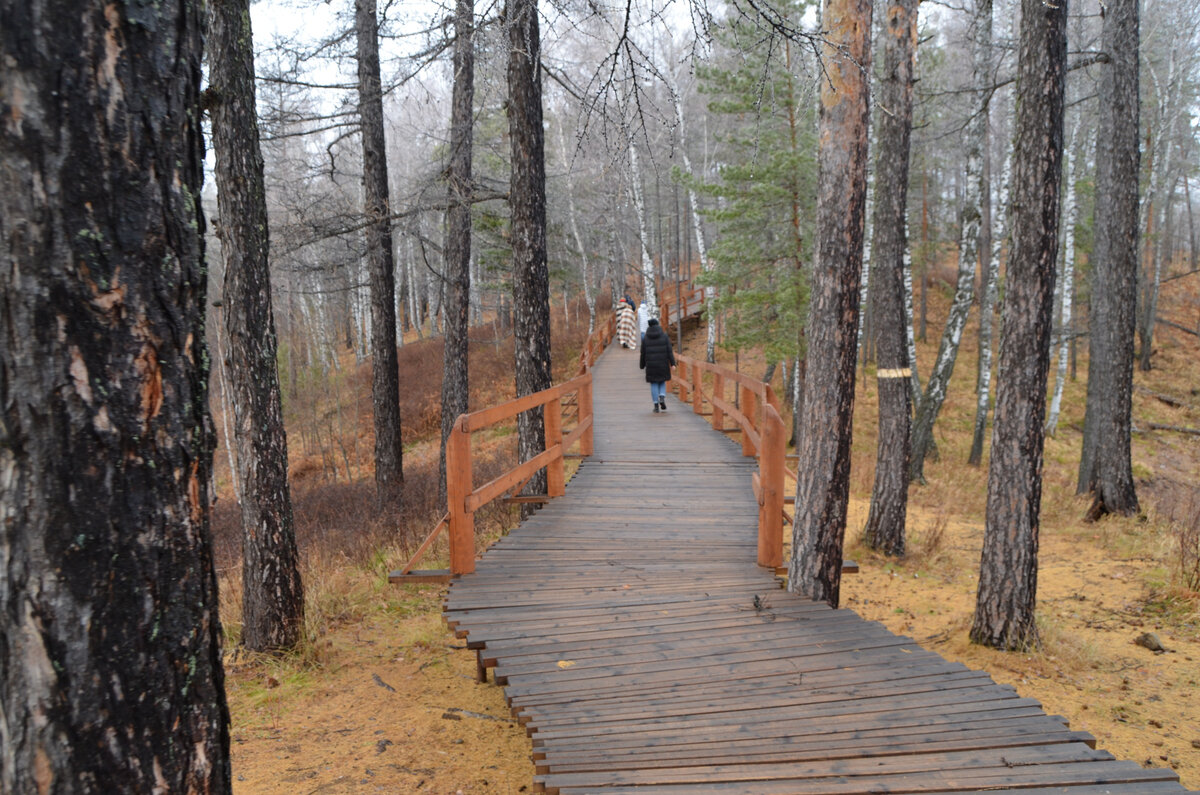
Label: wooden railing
xmin=658 ymin=282 xmax=705 ymax=329
xmin=390 ymin=312 xmax=615 ymax=584
xmin=673 ymin=355 xmax=788 ymax=570
xmin=441 ymin=371 xmax=594 ymax=575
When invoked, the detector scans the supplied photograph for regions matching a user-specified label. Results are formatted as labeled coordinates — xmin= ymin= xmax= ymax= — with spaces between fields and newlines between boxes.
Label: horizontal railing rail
xmin=391 ymin=309 xmax=617 ymax=583
xmin=444 ymin=371 xmax=594 ymax=575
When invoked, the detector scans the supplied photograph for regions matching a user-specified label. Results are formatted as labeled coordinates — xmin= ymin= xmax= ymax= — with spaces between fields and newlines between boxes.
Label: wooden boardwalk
xmin=444 ymin=347 xmax=1189 ymax=794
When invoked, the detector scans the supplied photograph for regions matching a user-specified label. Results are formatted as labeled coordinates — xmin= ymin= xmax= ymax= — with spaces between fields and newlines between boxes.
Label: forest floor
xmin=223 ymin=277 xmax=1200 ymax=794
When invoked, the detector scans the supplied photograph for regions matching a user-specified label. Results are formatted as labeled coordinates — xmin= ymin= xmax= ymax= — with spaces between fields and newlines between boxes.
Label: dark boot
xmin=653 ymin=404 xmax=660 ymax=413
xmin=659 ymin=398 xmax=667 ymax=411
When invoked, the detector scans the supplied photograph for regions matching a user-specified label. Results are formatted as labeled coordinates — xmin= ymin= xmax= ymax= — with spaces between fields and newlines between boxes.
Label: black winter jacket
xmin=639 ymin=321 xmax=676 ymax=382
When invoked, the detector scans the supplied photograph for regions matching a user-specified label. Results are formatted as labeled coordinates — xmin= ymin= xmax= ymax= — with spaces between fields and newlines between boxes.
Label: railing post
xmin=712 ymin=372 xmax=725 ymax=430
xmin=741 ymin=384 xmax=756 ymax=457
xmin=447 ymin=416 xmax=475 ymax=575
xmin=579 ymin=373 xmax=594 ymax=456
xmin=545 ymin=394 xmax=565 ymax=498
xmin=691 ymin=362 xmax=702 ymax=414
xmin=758 ymin=405 xmax=785 ymax=569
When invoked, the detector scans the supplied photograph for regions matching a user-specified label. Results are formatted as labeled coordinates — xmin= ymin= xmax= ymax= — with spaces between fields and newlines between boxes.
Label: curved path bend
xmin=444 ymin=346 xmax=1188 ymax=794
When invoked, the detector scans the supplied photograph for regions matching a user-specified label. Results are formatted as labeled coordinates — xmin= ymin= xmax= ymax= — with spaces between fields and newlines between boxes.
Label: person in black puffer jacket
xmin=639 ymin=318 xmax=676 ymax=413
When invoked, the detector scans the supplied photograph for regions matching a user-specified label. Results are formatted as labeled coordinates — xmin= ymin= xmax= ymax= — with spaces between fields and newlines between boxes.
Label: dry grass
xmin=211 ymin=292 xmax=602 ymax=663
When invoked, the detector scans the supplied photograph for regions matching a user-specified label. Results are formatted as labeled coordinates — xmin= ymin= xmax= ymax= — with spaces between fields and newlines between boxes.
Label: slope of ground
xmin=225 ymin=277 xmax=1200 ymax=792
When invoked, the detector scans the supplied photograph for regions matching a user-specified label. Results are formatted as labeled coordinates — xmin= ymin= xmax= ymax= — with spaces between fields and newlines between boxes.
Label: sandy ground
xmin=226 ymin=439 xmax=1200 ymax=794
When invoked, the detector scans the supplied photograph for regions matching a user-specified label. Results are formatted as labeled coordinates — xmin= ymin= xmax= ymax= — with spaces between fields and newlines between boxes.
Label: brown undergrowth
xmin=223 ymin=281 xmax=1200 ymax=792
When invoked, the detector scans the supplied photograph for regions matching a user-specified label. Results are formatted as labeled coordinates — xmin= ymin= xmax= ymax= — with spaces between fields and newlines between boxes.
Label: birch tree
xmin=910 ymin=0 xmax=991 ymax=483
xmin=1046 ymin=120 xmax=1081 ymax=437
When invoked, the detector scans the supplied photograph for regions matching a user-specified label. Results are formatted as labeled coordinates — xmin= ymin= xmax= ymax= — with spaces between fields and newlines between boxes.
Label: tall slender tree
xmin=863 ymin=0 xmax=920 ymax=557
xmin=507 ymin=0 xmax=552 ymax=504
xmin=356 ymin=0 xmax=404 ymax=507
xmin=788 ymin=0 xmax=873 ymax=607
xmin=1077 ymin=0 xmax=1140 ymax=519
xmin=0 ymin=0 xmax=231 ymax=788
xmin=909 ymin=0 xmax=991 ymax=483
xmin=971 ymin=0 xmax=1067 ymax=650
xmin=209 ymin=0 xmax=305 ymax=651
xmin=439 ymin=0 xmax=476 ymax=503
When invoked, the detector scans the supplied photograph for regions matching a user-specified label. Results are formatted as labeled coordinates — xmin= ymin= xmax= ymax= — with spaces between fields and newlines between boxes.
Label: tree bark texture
xmin=209 ymin=0 xmax=305 ymax=652
xmin=507 ymin=0 xmax=552 ymax=503
xmin=909 ymin=0 xmax=990 ymax=483
xmin=439 ymin=0 xmax=475 ymax=503
xmin=1077 ymin=0 xmax=1140 ymax=518
xmin=971 ymin=0 xmax=1066 ymax=651
xmin=788 ymin=0 xmax=872 ymax=607
xmin=356 ymin=0 xmax=404 ymax=507
xmin=863 ymin=0 xmax=919 ymax=558
xmin=0 ymin=1 xmax=232 ymax=789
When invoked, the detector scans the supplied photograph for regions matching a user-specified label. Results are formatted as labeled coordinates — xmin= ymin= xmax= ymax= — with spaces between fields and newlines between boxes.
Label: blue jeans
xmin=650 ymin=382 xmax=666 ymax=404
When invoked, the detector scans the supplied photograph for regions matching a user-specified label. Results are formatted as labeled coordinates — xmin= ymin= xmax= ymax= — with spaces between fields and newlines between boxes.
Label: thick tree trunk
xmin=910 ymin=1 xmax=990 ymax=483
xmin=971 ymin=0 xmax=1066 ymax=651
xmin=0 ymin=0 xmax=231 ymax=789
xmin=439 ymin=0 xmax=475 ymax=503
xmin=787 ymin=0 xmax=873 ymax=607
xmin=356 ymin=0 xmax=404 ymax=507
xmin=507 ymin=0 xmax=552 ymax=505
xmin=209 ymin=0 xmax=305 ymax=652
xmin=1077 ymin=0 xmax=1140 ymax=518
xmin=863 ymin=0 xmax=919 ymax=558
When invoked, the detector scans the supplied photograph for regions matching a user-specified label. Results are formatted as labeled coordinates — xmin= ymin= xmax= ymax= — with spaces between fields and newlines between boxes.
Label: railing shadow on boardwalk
xmin=397 ymin=291 xmax=1192 ymax=794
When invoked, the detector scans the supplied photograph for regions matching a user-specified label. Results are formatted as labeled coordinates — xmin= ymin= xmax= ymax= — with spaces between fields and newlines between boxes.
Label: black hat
xmin=648 ymin=318 xmax=659 ymax=326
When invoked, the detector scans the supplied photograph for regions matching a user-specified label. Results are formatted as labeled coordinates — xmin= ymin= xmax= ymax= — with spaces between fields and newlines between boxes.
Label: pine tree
xmin=689 ymin=5 xmax=819 ymax=366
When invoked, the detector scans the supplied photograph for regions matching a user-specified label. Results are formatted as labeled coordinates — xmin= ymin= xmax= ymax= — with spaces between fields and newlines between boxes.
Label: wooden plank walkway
xmin=444 ymin=347 xmax=1189 ymax=794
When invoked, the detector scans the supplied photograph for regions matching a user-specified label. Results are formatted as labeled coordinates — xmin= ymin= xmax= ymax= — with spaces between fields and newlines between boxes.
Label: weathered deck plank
xmin=443 ymin=346 xmax=1188 ymax=793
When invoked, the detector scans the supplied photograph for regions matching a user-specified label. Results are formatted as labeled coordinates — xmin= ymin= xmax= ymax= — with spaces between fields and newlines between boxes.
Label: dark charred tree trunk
xmin=209 ymin=0 xmax=305 ymax=652
xmin=1077 ymin=0 xmax=1140 ymax=519
xmin=787 ymin=0 xmax=873 ymax=607
xmin=439 ymin=0 xmax=475 ymax=504
xmin=863 ymin=0 xmax=919 ymax=558
xmin=356 ymin=0 xmax=404 ymax=507
xmin=0 ymin=1 xmax=232 ymax=789
xmin=971 ymin=0 xmax=1067 ymax=651
xmin=506 ymin=0 xmax=552 ymax=506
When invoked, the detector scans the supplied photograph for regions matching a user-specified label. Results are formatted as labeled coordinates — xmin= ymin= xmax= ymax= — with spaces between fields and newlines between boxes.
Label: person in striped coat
xmin=616 ymin=300 xmax=638 ymax=349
